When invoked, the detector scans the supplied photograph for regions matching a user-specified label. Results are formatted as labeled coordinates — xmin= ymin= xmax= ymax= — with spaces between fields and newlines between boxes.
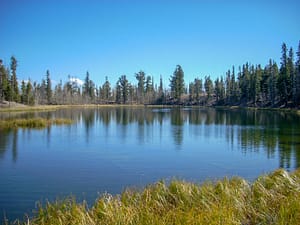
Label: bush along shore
xmin=0 ymin=118 xmax=73 ymax=130
xmin=6 ymin=169 xmax=300 ymax=225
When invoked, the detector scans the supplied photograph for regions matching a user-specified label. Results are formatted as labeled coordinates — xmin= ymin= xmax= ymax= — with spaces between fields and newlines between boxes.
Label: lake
xmin=0 ymin=106 xmax=299 ymax=220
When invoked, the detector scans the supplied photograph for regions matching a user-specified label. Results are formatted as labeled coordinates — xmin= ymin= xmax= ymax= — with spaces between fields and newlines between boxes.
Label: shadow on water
xmin=170 ymin=108 xmax=184 ymax=146
xmin=0 ymin=130 xmax=11 ymax=160
xmin=0 ymin=130 xmax=18 ymax=163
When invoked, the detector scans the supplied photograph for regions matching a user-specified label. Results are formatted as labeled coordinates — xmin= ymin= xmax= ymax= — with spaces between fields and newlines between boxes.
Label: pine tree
xmin=53 ymin=80 xmax=63 ymax=104
xmin=135 ymin=71 xmax=145 ymax=103
xmin=214 ymin=78 xmax=221 ymax=103
xmin=225 ymin=69 xmax=231 ymax=103
xmin=278 ymin=43 xmax=289 ymax=105
xmin=239 ymin=63 xmax=250 ymax=103
xmin=89 ymin=79 xmax=95 ymax=102
xmin=145 ymin=76 xmax=153 ymax=93
xmin=220 ymin=76 xmax=225 ymax=103
xmin=26 ymin=79 xmax=34 ymax=105
xmin=83 ymin=71 xmax=91 ymax=102
xmin=37 ymin=79 xmax=47 ymax=104
xmin=254 ymin=65 xmax=262 ymax=106
xmin=189 ymin=82 xmax=195 ymax=102
xmin=269 ymin=60 xmax=279 ymax=107
xmin=0 ymin=59 xmax=3 ymax=101
xmin=261 ymin=65 xmax=270 ymax=106
xmin=115 ymin=81 xmax=122 ymax=104
xmin=156 ymin=75 xmax=164 ymax=104
xmin=215 ymin=77 xmax=225 ymax=104
xmin=145 ymin=76 xmax=154 ymax=104
xmin=288 ymin=47 xmax=296 ymax=105
xmin=128 ymin=83 xmax=135 ymax=104
xmin=230 ymin=66 xmax=239 ymax=103
xmin=248 ymin=65 xmax=255 ymax=104
xmin=10 ymin=56 xmax=20 ymax=102
xmin=296 ymin=41 xmax=300 ymax=105
xmin=204 ymin=75 xmax=213 ymax=103
xmin=170 ymin=65 xmax=185 ymax=102
xmin=84 ymin=71 xmax=90 ymax=96
xmin=46 ymin=70 xmax=52 ymax=104
xmin=101 ymin=76 xmax=111 ymax=103
xmin=159 ymin=75 xmax=163 ymax=94
xmin=118 ymin=75 xmax=129 ymax=104
xmin=0 ymin=59 xmax=8 ymax=102
xmin=189 ymin=78 xmax=202 ymax=104
xmin=194 ymin=78 xmax=202 ymax=103
xmin=82 ymin=71 xmax=96 ymax=103
xmin=21 ymin=80 xmax=26 ymax=104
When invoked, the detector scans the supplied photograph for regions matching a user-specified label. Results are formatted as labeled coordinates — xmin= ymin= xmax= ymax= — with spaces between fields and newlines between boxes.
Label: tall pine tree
xmin=118 ymin=75 xmax=129 ymax=104
xmin=296 ymin=41 xmax=300 ymax=105
xmin=10 ymin=56 xmax=20 ymax=102
xmin=288 ymin=47 xmax=296 ymax=105
xmin=135 ymin=71 xmax=145 ymax=103
xmin=278 ymin=43 xmax=289 ymax=105
xmin=0 ymin=59 xmax=9 ymax=102
xmin=254 ymin=65 xmax=262 ymax=106
xmin=101 ymin=76 xmax=111 ymax=103
xmin=204 ymin=75 xmax=213 ymax=103
xmin=46 ymin=70 xmax=52 ymax=104
xmin=170 ymin=65 xmax=185 ymax=102
xmin=156 ymin=75 xmax=164 ymax=104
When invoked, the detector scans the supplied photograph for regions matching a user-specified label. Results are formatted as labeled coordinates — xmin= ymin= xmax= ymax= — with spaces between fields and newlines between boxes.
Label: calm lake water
xmin=0 ymin=107 xmax=299 ymax=220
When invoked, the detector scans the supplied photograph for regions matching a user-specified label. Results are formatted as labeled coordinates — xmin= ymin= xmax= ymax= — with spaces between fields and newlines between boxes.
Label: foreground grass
xmin=0 ymin=118 xmax=73 ymax=129
xmin=8 ymin=169 xmax=300 ymax=225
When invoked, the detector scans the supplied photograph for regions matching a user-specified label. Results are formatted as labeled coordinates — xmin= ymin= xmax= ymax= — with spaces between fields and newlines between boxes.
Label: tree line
xmin=0 ymin=41 xmax=300 ymax=107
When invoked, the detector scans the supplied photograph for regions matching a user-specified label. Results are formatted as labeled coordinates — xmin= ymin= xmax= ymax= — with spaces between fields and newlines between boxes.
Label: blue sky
xmin=1 ymin=0 xmax=299 ymax=87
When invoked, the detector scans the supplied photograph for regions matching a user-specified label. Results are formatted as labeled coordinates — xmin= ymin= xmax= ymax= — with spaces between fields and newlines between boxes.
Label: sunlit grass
xmin=7 ymin=168 xmax=300 ymax=225
xmin=0 ymin=105 xmax=60 ymax=113
xmin=0 ymin=104 xmax=150 ymax=114
xmin=0 ymin=118 xmax=73 ymax=130
xmin=51 ymin=118 xmax=73 ymax=125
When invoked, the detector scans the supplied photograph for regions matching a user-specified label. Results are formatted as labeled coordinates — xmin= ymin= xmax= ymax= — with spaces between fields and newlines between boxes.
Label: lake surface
xmin=0 ymin=107 xmax=299 ymax=220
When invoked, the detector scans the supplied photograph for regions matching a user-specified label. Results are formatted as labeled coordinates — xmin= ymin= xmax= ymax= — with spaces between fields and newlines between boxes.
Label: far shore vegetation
xmin=1 ymin=103 xmax=300 ymax=116
xmin=0 ymin=118 xmax=73 ymax=130
xmin=5 ymin=169 xmax=300 ymax=225
xmin=1 ymin=41 xmax=300 ymax=109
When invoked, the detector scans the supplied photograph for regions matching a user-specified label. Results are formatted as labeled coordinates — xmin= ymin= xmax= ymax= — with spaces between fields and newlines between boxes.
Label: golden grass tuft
xmin=0 ymin=118 xmax=73 ymax=130
xmin=7 ymin=168 xmax=300 ymax=225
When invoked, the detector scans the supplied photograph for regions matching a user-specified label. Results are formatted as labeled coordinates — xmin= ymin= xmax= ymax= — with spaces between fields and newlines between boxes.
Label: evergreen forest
xmin=1 ymin=42 xmax=300 ymax=108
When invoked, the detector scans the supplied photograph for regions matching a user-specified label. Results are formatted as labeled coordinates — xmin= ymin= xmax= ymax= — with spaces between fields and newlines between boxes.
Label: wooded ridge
xmin=1 ymin=42 xmax=300 ymax=108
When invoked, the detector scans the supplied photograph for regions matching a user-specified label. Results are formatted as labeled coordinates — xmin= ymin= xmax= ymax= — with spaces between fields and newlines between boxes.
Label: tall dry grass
xmin=7 ymin=168 xmax=300 ymax=225
xmin=0 ymin=118 xmax=73 ymax=130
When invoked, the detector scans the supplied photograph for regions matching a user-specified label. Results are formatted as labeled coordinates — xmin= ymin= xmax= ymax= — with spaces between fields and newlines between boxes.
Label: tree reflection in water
xmin=0 ymin=107 xmax=299 ymax=170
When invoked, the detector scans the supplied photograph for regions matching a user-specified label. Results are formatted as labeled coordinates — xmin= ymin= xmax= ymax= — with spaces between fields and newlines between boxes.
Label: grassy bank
xmin=1 ymin=103 xmax=299 ymax=114
xmin=0 ymin=105 xmax=62 ymax=113
xmin=0 ymin=118 xmax=73 ymax=130
xmin=0 ymin=104 xmax=149 ymax=113
xmin=8 ymin=169 xmax=300 ymax=225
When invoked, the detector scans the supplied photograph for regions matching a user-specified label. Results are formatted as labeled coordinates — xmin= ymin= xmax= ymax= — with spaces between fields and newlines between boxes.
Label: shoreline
xmin=1 ymin=102 xmax=299 ymax=115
